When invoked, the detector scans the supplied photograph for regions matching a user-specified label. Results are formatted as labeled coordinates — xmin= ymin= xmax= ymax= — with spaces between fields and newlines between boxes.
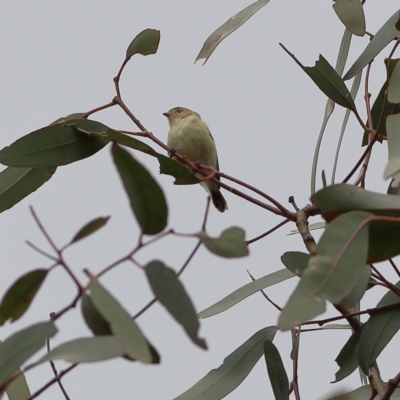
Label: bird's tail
xmin=210 ymin=189 xmax=228 ymax=213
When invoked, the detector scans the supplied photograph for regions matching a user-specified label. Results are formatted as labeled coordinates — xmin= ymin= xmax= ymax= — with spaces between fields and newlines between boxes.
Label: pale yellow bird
xmin=163 ymin=107 xmax=228 ymax=212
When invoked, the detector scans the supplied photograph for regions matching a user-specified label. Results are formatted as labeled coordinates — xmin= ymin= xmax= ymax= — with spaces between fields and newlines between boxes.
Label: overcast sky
xmin=1 ymin=1 xmax=400 ymax=399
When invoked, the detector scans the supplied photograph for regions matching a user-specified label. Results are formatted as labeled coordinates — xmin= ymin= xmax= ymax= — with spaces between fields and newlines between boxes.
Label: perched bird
xmin=163 ymin=107 xmax=228 ymax=212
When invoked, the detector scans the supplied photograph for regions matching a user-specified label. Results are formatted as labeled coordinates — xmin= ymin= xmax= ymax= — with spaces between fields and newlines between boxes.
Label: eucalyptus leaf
xmin=126 ymin=29 xmax=160 ymax=59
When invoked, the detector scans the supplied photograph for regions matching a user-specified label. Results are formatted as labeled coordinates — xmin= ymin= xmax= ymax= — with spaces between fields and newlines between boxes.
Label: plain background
xmin=0 ymin=1 xmax=399 ymax=399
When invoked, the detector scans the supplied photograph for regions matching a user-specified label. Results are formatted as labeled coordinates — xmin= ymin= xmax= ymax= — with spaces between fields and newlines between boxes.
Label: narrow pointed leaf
xmin=5 ymin=368 xmax=30 ymax=400
xmin=333 ymin=0 xmax=365 ymax=36
xmin=196 ymin=0 xmax=270 ymax=64
xmin=89 ymin=279 xmax=154 ymax=363
xmin=283 ymin=50 xmax=356 ymax=111
xmin=40 ymin=337 xmax=126 ymax=363
xmin=145 ymin=261 xmax=206 ymax=349
xmin=327 ymin=385 xmax=400 ymax=399
xmin=0 ymin=122 xmax=108 ymax=167
xmin=279 ymin=211 xmax=371 ymax=329
xmin=102 ymin=130 xmax=157 ymax=155
xmin=174 ymin=326 xmax=277 ymax=400
xmin=0 ymin=166 xmax=55 ymax=213
xmin=198 ymin=269 xmax=294 ymax=319
xmin=198 ymin=227 xmax=248 ymax=258
xmin=363 ymin=59 xmax=400 ymax=144
xmin=64 ymin=119 xmax=110 ymax=135
xmin=126 ymin=29 xmax=160 ymax=59
xmin=358 ymin=281 xmax=400 ymax=373
xmin=281 ymin=251 xmax=310 ymax=277
xmin=343 ymin=9 xmax=400 ymax=80
xmin=0 ymin=269 xmax=48 ymax=325
xmin=71 ymin=216 xmax=110 ymax=244
xmin=334 ymin=326 xmax=364 ymax=382
xmin=384 ymin=115 xmax=400 ymax=185
xmin=264 ymin=340 xmax=289 ymax=400
xmin=0 ymin=322 xmax=57 ymax=387
xmin=81 ymin=294 xmax=112 ymax=336
xmin=111 ymin=144 xmax=167 ymax=235
xmin=339 ymin=264 xmax=370 ymax=308
xmin=388 ymin=60 xmax=400 ymax=103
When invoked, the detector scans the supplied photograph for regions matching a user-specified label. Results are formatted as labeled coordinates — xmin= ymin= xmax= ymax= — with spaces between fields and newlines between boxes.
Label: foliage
xmin=1 ymin=5 xmax=400 ymax=400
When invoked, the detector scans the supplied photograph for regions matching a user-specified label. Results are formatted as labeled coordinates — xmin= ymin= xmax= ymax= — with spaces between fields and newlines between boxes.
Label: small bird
xmin=163 ymin=107 xmax=228 ymax=212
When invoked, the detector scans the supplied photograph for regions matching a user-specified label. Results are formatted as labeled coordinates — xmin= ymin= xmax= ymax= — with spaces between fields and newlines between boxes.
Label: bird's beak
xmin=163 ymin=112 xmax=169 ymax=118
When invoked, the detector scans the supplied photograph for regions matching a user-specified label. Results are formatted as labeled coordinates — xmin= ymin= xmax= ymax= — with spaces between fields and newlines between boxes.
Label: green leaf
xmin=0 ymin=121 xmax=108 ymax=167
xmin=384 ymin=114 xmax=400 ymax=184
xmin=343 ymin=9 xmax=400 ymax=80
xmin=198 ymin=227 xmax=249 ymax=258
xmin=195 ymin=0 xmax=271 ymax=65
xmin=64 ymin=119 xmax=110 ymax=135
xmin=334 ymin=327 xmax=364 ymax=382
xmin=5 ymin=367 xmax=31 ymax=400
xmin=81 ymin=294 xmax=112 ymax=336
xmin=102 ymin=130 xmax=157 ymax=155
xmin=264 ymin=340 xmax=289 ymax=400
xmin=290 ymin=332 xmax=300 ymax=361
xmin=0 ymin=269 xmax=48 ymax=325
xmin=278 ymin=211 xmax=371 ymax=330
xmin=312 ymin=184 xmax=400 ymax=261
xmin=157 ymin=154 xmax=199 ymax=185
xmin=388 ymin=59 xmax=400 ymax=103
xmin=145 ymin=261 xmax=206 ymax=349
xmin=198 ymin=269 xmax=294 ymax=319
xmin=0 ymin=322 xmax=57 ymax=387
xmin=126 ymin=29 xmax=160 ymax=59
xmin=71 ymin=216 xmax=110 ymax=244
xmin=174 ymin=326 xmax=278 ymax=400
xmin=50 ymin=113 xmax=85 ymax=125
xmin=333 ymin=0 xmax=366 ymax=36
xmin=280 ymin=251 xmax=310 ymax=276
xmin=312 ymin=184 xmax=400 ymax=221
xmin=0 ymin=166 xmax=55 ymax=213
xmin=40 ymin=337 xmax=126 ymax=363
xmin=111 ymin=144 xmax=167 ymax=235
xmin=339 ymin=264 xmax=370 ymax=308
xmin=89 ymin=279 xmax=155 ymax=363
xmin=358 ymin=281 xmax=400 ymax=373
xmin=362 ymin=59 xmax=400 ymax=145
xmin=283 ymin=51 xmax=356 ymax=111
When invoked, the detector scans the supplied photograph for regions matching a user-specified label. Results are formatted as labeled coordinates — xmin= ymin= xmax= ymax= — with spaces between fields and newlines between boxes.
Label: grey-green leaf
xmin=0 ymin=122 xmax=108 ymax=167
xmin=280 ymin=251 xmax=310 ymax=277
xmin=126 ymin=29 xmax=160 ymax=59
xmin=111 ymin=143 xmax=167 ymax=235
xmin=333 ymin=0 xmax=366 ymax=36
xmin=384 ymin=114 xmax=400 ymax=185
xmin=5 ymin=367 xmax=31 ymax=400
xmin=0 ymin=166 xmax=55 ymax=213
xmin=264 ymin=340 xmax=289 ymax=400
xmin=358 ymin=281 xmax=400 ymax=373
xmin=89 ymin=279 xmax=154 ymax=363
xmin=334 ymin=327 xmax=364 ymax=382
xmin=278 ymin=211 xmax=371 ymax=329
xmin=71 ymin=216 xmax=110 ymax=244
xmin=145 ymin=261 xmax=206 ymax=349
xmin=195 ymin=0 xmax=271 ymax=65
xmin=198 ymin=227 xmax=248 ymax=258
xmin=174 ymin=326 xmax=278 ymax=400
xmin=40 ymin=337 xmax=126 ymax=363
xmin=198 ymin=269 xmax=294 ymax=319
xmin=343 ymin=9 xmax=400 ymax=80
xmin=0 ymin=322 xmax=57 ymax=387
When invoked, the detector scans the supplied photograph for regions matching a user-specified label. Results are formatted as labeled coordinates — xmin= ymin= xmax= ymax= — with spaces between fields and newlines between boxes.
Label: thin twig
xmin=381 ymin=371 xmax=400 ymax=400
xmin=27 ymin=364 xmax=78 ymax=400
xmin=246 ymin=219 xmax=290 ymax=245
xmin=389 ymin=259 xmax=400 ymax=278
